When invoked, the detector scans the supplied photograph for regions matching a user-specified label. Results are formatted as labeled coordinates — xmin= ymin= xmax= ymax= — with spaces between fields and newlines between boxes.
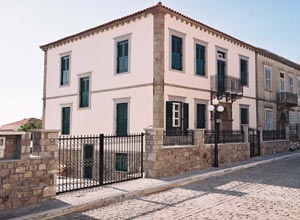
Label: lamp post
xmin=208 ymin=98 xmax=224 ymax=167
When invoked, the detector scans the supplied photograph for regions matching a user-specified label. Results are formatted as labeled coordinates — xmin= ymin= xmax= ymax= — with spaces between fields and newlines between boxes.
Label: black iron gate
xmin=57 ymin=133 xmax=144 ymax=193
xmin=249 ymin=129 xmax=260 ymax=157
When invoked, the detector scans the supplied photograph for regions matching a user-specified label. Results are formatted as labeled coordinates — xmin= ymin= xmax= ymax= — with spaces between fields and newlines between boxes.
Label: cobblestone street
xmin=50 ymin=156 xmax=300 ymax=220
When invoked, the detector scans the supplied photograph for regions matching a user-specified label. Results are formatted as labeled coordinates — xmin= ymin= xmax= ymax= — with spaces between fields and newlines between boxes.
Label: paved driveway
xmin=51 ymin=156 xmax=300 ymax=220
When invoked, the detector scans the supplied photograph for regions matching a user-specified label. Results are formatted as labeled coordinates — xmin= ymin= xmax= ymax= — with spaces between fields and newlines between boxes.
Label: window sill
xmin=170 ymin=68 xmax=185 ymax=74
xmin=59 ymin=84 xmax=70 ymax=88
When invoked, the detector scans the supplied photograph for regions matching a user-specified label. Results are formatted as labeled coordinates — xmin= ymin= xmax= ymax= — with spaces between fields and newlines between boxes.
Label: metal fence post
xmin=141 ymin=133 xmax=144 ymax=177
xmin=99 ymin=134 xmax=104 ymax=185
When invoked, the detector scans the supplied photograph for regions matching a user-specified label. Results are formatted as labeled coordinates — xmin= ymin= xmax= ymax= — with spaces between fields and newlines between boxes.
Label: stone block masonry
xmin=0 ymin=130 xmax=59 ymax=211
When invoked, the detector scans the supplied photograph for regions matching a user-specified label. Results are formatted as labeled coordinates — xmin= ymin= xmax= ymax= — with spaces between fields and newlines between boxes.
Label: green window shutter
xmin=80 ymin=77 xmax=89 ymax=108
xmin=60 ymin=56 xmax=70 ymax=85
xmin=196 ymin=44 xmax=205 ymax=76
xmin=117 ymin=40 xmax=128 ymax=73
xmin=240 ymin=59 xmax=248 ymax=86
xmin=171 ymin=36 xmax=183 ymax=71
xmin=197 ymin=104 xmax=206 ymax=128
xmin=116 ymin=103 xmax=128 ymax=136
xmin=166 ymin=101 xmax=173 ymax=131
xmin=241 ymin=108 xmax=249 ymax=125
xmin=62 ymin=107 xmax=70 ymax=135
xmin=183 ymin=103 xmax=189 ymax=131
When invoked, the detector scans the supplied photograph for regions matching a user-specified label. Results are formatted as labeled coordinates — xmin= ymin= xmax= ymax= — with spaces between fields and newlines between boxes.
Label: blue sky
xmin=0 ymin=0 xmax=299 ymax=126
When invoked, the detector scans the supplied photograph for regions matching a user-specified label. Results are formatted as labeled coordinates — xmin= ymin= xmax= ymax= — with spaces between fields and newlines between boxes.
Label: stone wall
xmin=216 ymin=143 xmax=250 ymax=166
xmin=0 ymin=130 xmax=58 ymax=211
xmin=260 ymin=140 xmax=290 ymax=156
xmin=144 ymin=128 xmax=250 ymax=178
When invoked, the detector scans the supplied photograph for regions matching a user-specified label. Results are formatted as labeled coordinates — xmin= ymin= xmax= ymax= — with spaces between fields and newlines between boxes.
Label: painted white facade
xmin=164 ymin=14 xmax=256 ymax=130
xmin=44 ymin=15 xmax=154 ymax=135
xmin=43 ymin=4 xmax=257 ymax=135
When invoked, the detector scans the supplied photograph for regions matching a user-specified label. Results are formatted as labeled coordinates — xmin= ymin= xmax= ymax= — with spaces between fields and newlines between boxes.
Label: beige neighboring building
xmin=0 ymin=118 xmax=41 ymax=131
xmin=256 ymin=48 xmax=300 ymax=131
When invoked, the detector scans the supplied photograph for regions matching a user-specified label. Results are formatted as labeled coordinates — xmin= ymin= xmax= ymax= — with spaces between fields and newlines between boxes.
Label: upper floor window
xmin=240 ymin=58 xmax=248 ymax=86
xmin=117 ymin=40 xmax=129 ymax=73
xmin=195 ymin=44 xmax=205 ymax=76
xmin=171 ymin=35 xmax=183 ymax=71
xmin=264 ymin=66 xmax=272 ymax=91
xmin=60 ymin=55 xmax=70 ymax=86
xmin=289 ymin=75 xmax=294 ymax=93
xmin=297 ymin=77 xmax=300 ymax=96
xmin=79 ymin=76 xmax=90 ymax=108
xmin=280 ymin=73 xmax=285 ymax=93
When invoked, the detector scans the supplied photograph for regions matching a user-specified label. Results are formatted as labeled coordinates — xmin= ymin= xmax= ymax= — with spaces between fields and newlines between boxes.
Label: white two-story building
xmin=41 ymin=3 xmax=257 ymax=135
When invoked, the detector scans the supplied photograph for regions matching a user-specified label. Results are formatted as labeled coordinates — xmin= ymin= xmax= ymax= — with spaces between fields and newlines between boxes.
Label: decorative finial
xmin=157 ymin=2 xmax=162 ymax=5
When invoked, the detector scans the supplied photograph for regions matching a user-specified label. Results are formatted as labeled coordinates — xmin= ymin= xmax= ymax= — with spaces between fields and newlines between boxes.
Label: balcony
xmin=211 ymin=75 xmax=243 ymax=102
xmin=277 ymin=92 xmax=298 ymax=107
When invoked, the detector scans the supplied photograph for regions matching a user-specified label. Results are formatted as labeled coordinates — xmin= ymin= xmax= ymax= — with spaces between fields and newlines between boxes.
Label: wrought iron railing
xmin=262 ymin=130 xmax=285 ymax=141
xmin=211 ymin=75 xmax=243 ymax=101
xmin=163 ymin=130 xmax=194 ymax=146
xmin=277 ymin=92 xmax=298 ymax=106
xmin=57 ymin=133 xmax=144 ymax=194
xmin=204 ymin=130 xmax=244 ymax=144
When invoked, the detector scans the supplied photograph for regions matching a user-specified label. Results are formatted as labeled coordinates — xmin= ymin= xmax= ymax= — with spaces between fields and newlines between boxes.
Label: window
xmin=196 ymin=44 xmax=205 ymax=76
xmin=280 ymin=73 xmax=285 ymax=93
xmin=240 ymin=107 xmax=249 ymax=125
xmin=297 ymin=112 xmax=300 ymax=124
xmin=264 ymin=66 xmax=272 ymax=91
xmin=240 ymin=58 xmax=248 ymax=86
xmin=265 ymin=110 xmax=272 ymax=130
xmin=172 ymin=35 xmax=183 ymax=71
xmin=172 ymin=103 xmax=181 ymax=127
xmin=61 ymin=107 xmax=71 ymax=135
xmin=117 ymin=40 xmax=128 ymax=73
xmin=196 ymin=104 xmax=206 ymax=128
xmin=79 ymin=77 xmax=90 ymax=108
xmin=116 ymin=103 xmax=128 ymax=136
xmin=60 ymin=55 xmax=70 ymax=86
xmin=289 ymin=111 xmax=295 ymax=125
xmin=298 ymin=77 xmax=300 ymax=96
xmin=166 ymin=101 xmax=188 ymax=131
xmin=289 ymin=75 xmax=294 ymax=93
xmin=116 ymin=153 xmax=128 ymax=172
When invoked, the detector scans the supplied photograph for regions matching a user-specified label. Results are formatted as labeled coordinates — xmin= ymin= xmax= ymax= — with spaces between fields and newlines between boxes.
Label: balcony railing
xmin=277 ymin=92 xmax=298 ymax=106
xmin=211 ymin=75 xmax=243 ymax=101
xmin=163 ymin=130 xmax=194 ymax=146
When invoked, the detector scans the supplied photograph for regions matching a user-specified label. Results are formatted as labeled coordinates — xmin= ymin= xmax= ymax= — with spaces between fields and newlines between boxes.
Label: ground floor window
xmin=116 ymin=103 xmax=128 ymax=136
xmin=166 ymin=101 xmax=189 ymax=132
xmin=265 ymin=110 xmax=273 ymax=130
xmin=116 ymin=153 xmax=128 ymax=172
xmin=196 ymin=104 xmax=206 ymax=129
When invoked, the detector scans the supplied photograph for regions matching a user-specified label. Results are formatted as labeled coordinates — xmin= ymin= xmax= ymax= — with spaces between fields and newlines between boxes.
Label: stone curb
xmin=13 ymin=152 xmax=300 ymax=220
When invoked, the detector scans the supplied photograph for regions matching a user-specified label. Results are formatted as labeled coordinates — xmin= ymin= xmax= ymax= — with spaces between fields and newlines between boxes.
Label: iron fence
xmin=57 ymin=133 xmax=144 ymax=194
xmin=204 ymin=130 xmax=244 ymax=144
xmin=262 ymin=130 xmax=285 ymax=141
xmin=163 ymin=130 xmax=194 ymax=146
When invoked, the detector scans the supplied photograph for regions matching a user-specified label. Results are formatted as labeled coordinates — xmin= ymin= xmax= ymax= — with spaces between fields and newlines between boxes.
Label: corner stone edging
xmin=12 ymin=152 xmax=300 ymax=220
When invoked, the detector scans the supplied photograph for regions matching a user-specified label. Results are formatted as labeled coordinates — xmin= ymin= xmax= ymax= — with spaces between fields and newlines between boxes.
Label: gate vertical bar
xmin=257 ymin=130 xmax=261 ymax=156
xmin=99 ymin=134 xmax=104 ymax=185
xmin=141 ymin=133 xmax=144 ymax=177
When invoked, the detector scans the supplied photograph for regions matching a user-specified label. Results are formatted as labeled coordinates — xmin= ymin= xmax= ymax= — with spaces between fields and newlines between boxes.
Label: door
xmin=196 ymin=104 xmax=206 ymax=129
xmin=83 ymin=144 xmax=94 ymax=179
xmin=217 ymin=60 xmax=225 ymax=92
xmin=116 ymin=103 xmax=128 ymax=136
xmin=240 ymin=108 xmax=249 ymax=129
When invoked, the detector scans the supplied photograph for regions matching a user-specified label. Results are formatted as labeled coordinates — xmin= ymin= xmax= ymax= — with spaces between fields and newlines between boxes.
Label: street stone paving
xmin=50 ymin=156 xmax=300 ymax=220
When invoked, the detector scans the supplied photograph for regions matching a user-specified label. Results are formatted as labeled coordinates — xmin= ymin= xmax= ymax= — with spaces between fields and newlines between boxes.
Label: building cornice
xmin=256 ymin=47 xmax=300 ymax=71
xmin=40 ymin=2 xmax=256 ymax=52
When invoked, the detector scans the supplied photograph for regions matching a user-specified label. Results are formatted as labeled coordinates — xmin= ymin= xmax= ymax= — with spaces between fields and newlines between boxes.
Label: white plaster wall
xmin=46 ymin=15 xmax=153 ymax=98
xmin=45 ymin=86 xmax=153 ymax=135
xmin=44 ymin=15 xmax=154 ymax=134
xmin=164 ymin=14 xmax=256 ymax=130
